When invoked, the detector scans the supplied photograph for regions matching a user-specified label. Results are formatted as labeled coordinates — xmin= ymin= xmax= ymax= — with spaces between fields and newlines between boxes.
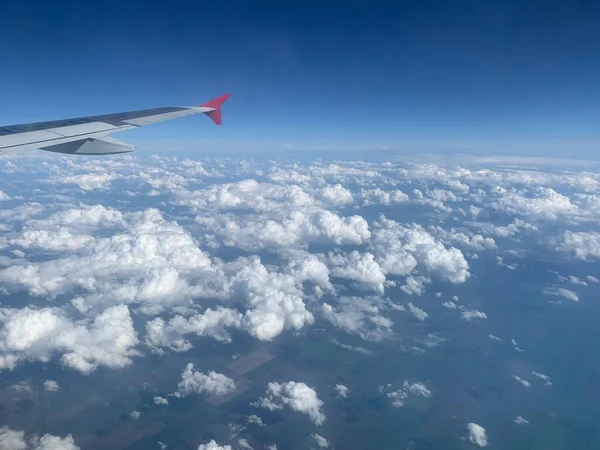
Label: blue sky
xmin=1 ymin=0 xmax=600 ymax=156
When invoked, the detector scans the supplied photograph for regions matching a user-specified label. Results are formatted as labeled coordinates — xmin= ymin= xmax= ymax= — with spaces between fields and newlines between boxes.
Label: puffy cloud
xmin=0 ymin=208 xmax=214 ymax=314
xmin=532 ymin=371 xmax=553 ymax=386
xmin=247 ymin=414 xmax=264 ymax=426
xmin=491 ymin=187 xmax=578 ymax=220
xmin=43 ymin=380 xmax=60 ymax=392
xmin=0 ymin=190 xmax=10 ymax=201
xmin=172 ymin=363 xmax=236 ymax=398
xmin=197 ymin=441 xmax=232 ymax=450
xmin=558 ymin=231 xmax=600 ymax=260
xmin=253 ymin=381 xmax=326 ymax=426
xmin=513 ymin=375 xmax=531 ymax=388
xmin=543 ymin=287 xmax=579 ymax=302
xmin=514 ymin=416 xmax=529 ymax=425
xmin=0 ymin=426 xmax=80 ymax=450
xmin=153 ymin=396 xmax=169 ymax=405
xmin=360 ymin=188 xmax=408 ymax=206
xmin=488 ymin=335 xmax=503 ymax=342
xmin=322 ymin=296 xmax=393 ymax=341
xmin=312 ymin=434 xmax=329 ymax=448
xmin=401 ymin=276 xmax=429 ymax=295
xmin=387 ymin=389 xmax=408 ymax=407
xmin=370 ymin=218 xmax=470 ymax=284
xmin=460 ymin=309 xmax=488 ymax=322
xmin=0 ymin=305 xmax=138 ymax=374
xmin=467 ymin=423 xmax=488 ymax=447
xmin=319 ymin=184 xmax=354 ymax=205
xmin=385 ymin=380 xmax=432 ymax=407
xmin=407 ymin=303 xmax=429 ymax=321
xmin=130 ymin=410 xmax=141 ymax=420
xmin=335 ymin=384 xmax=349 ymax=398
xmin=196 ymin=210 xmax=371 ymax=251
xmin=237 ymin=438 xmax=253 ymax=450
xmin=328 ymin=251 xmax=386 ymax=292
xmin=403 ymin=381 xmax=432 ymax=398
xmin=145 ymin=307 xmax=243 ymax=353
xmin=0 ymin=426 xmax=27 ymax=450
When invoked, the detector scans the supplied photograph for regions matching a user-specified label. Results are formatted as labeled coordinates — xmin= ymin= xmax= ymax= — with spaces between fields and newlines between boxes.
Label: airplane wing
xmin=0 ymin=93 xmax=231 ymax=156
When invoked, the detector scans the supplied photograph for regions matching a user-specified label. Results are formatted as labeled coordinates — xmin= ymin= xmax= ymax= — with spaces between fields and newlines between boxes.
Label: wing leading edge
xmin=0 ymin=93 xmax=231 ymax=156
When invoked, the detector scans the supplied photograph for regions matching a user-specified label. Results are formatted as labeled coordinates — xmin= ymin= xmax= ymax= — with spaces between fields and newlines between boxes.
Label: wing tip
xmin=201 ymin=93 xmax=232 ymax=126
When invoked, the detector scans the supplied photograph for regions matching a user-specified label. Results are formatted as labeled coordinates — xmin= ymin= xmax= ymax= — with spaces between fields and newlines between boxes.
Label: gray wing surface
xmin=0 ymin=94 xmax=231 ymax=155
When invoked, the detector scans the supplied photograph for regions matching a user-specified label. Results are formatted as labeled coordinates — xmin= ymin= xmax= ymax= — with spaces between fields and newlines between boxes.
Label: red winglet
xmin=201 ymin=93 xmax=232 ymax=125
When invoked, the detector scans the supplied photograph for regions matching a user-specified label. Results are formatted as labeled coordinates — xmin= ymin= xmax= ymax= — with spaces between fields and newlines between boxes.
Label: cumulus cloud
xmin=312 ymin=434 xmax=329 ymax=448
xmin=196 ymin=209 xmax=371 ymax=251
xmin=0 ymin=426 xmax=80 ymax=450
xmin=460 ymin=309 xmax=488 ymax=321
xmin=467 ymin=423 xmax=488 ymax=447
xmin=386 ymin=380 xmax=432 ymax=407
xmin=407 ymin=303 xmax=429 ymax=321
xmin=513 ymin=375 xmax=531 ymax=388
xmin=172 ymin=363 xmax=236 ymax=398
xmin=253 ymin=381 xmax=326 ymax=425
xmin=197 ymin=441 xmax=232 ymax=450
xmin=558 ymin=231 xmax=600 ymax=260
xmin=43 ymin=380 xmax=59 ymax=392
xmin=321 ymin=296 xmax=393 ymax=341
xmin=514 ymin=416 xmax=529 ymax=425
xmin=328 ymin=251 xmax=386 ymax=293
xmin=370 ymin=218 xmax=470 ymax=284
xmin=335 ymin=384 xmax=349 ymax=398
xmin=532 ymin=371 xmax=553 ymax=386
xmin=153 ymin=396 xmax=169 ymax=405
xmin=544 ymin=287 xmax=579 ymax=302
xmin=247 ymin=414 xmax=264 ymax=426
xmin=0 ymin=304 xmax=138 ymax=374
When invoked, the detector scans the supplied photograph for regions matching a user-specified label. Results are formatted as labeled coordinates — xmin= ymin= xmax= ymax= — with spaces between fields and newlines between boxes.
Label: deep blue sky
xmin=2 ymin=0 xmax=600 ymax=156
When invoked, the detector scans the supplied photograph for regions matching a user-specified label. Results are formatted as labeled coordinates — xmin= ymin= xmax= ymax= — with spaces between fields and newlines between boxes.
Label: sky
xmin=1 ymin=0 xmax=600 ymax=156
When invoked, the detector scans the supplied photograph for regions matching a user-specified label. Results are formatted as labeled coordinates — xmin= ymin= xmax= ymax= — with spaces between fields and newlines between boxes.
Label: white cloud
xmin=328 ymin=251 xmax=386 ymax=293
xmin=488 ymin=335 xmax=503 ymax=342
xmin=153 ymin=396 xmax=169 ymax=405
xmin=43 ymin=380 xmax=60 ymax=392
xmin=197 ymin=441 xmax=232 ymax=450
xmin=460 ymin=309 xmax=488 ymax=322
xmin=370 ymin=218 xmax=470 ymax=284
xmin=403 ymin=381 xmax=432 ymax=398
xmin=237 ymin=438 xmax=253 ymax=450
xmin=558 ymin=231 xmax=600 ymax=260
xmin=386 ymin=380 xmax=432 ymax=407
xmin=513 ymin=375 xmax=531 ymax=388
xmin=247 ymin=414 xmax=264 ymax=426
xmin=407 ymin=303 xmax=429 ymax=321
xmin=320 ymin=184 xmax=354 ymax=205
xmin=253 ymin=381 xmax=326 ymax=425
xmin=335 ymin=384 xmax=349 ymax=398
xmin=0 ymin=426 xmax=27 ymax=450
xmin=311 ymin=434 xmax=329 ymax=448
xmin=322 ymin=296 xmax=393 ymax=341
xmin=0 ymin=426 xmax=80 ymax=450
xmin=0 ymin=304 xmax=138 ymax=374
xmin=172 ymin=363 xmax=236 ymax=398
xmin=386 ymin=389 xmax=408 ymax=408
xmin=544 ymin=287 xmax=579 ymax=302
xmin=130 ymin=410 xmax=141 ymax=420
xmin=467 ymin=423 xmax=488 ymax=447
xmin=532 ymin=371 xmax=553 ymax=386
xmin=514 ymin=416 xmax=529 ymax=425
